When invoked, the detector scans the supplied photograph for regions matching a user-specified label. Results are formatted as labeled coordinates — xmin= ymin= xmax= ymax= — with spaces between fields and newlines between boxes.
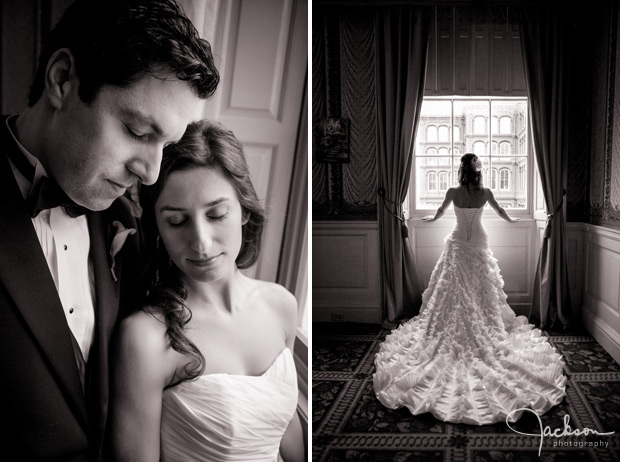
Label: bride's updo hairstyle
xmin=139 ymin=120 xmax=266 ymax=381
xmin=458 ymin=152 xmax=482 ymax=190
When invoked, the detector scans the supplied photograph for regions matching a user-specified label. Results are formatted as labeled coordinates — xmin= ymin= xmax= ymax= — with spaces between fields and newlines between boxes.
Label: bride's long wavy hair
xmin=458 ymin=153 xmax=483 ymax=190
xmin=139 ymin=120 xmax=266 ymax=382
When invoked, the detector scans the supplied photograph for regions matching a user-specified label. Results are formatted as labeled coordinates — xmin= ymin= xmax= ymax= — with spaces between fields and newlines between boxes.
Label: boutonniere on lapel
xmin=110 ymin=220 xmax=137 ymax=282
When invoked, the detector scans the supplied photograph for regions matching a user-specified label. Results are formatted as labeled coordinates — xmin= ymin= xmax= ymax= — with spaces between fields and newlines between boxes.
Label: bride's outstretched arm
xmin=421 ymin=187 xmax=456 ymax=222
xmin=486 ymin=189 xmax=520 ymax=223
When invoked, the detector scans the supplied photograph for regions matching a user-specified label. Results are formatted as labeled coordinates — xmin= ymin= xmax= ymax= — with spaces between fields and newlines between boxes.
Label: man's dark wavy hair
xmin=28 ymin=0 xmax=219 ymax=106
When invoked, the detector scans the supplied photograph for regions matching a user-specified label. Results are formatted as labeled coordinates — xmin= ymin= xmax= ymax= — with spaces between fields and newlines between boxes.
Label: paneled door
xmin=182 ymin=0 xmax=308 ymax=282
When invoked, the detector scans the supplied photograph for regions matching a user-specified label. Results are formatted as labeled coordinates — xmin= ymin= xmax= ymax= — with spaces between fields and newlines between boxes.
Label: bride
xmin=109 ymin=120 xmax=304 ymax=461
xmin=373 ymin=153 xmax=566 ymax=426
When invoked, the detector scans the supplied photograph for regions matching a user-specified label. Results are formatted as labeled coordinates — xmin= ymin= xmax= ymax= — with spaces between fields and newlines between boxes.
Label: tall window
xmin=438 ymin=125 xmax=449 ymax=141
xmin=473 ymin=116 xmax=486 ymax=134
xmin=414 ymin=97 xmax=529 ymax=210
xmin=439 ymin=171 xmax=449 ymax=190
xmin=427 ymin=171 xmax=437 ymax=191
xmin=499 ymin=168 xmax=510 ymax=190
xmin=427 ymin=125 xmax=437 ymax=141
xmin=500 ymin=116 xmax=512 ymax=134
xmin=490 ymin=168 xmax=497 ymax=189
xmin=473 ymin=141 xmax=485 ymax=156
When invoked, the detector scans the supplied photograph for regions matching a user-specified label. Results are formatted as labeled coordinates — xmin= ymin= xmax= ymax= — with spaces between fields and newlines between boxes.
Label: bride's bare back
xmin=451 ymin=185 xmax=488 ymax=209
xmin=422 ymin=186 xmax=519 ymax=223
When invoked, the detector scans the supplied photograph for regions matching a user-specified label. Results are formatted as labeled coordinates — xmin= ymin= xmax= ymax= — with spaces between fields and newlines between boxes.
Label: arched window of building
xmin=454 ymin=147 xmax=460 ymax=157
xmin=427 ymin=147 xmax=437 ymax=155
xmin=500 ymin=116 xmax=511 ymax=134
xmin=427 ymin=125 xmax=437 ymax=141
xmin=491 ymin=141 xmax=498 ymax=155
xmin=474 ymin=116 xmax=486 ymax=134
xmin=439 ymin=171 xmax=449 ymax=190
xmin=491 ymin=116 xmax=499 ymax=134
xmin=438 ymin=125 xmax=449 ymax=141
xmin=438 ymin=147 xmax=449 ymax=156
xmin=453 ymin=125 xmax=460 ymax=141
xmin=500 ymin=141 xmax=511 ymax=155
xmin=427 ymin=171 xmax=437 ymax=191
xmin=500 ymin=168 xmax=510 ymax=190
xmin=473 ymin=141 xmax=485 ymax=156
xmin=491 ymin=168 xmax=498 ymax=189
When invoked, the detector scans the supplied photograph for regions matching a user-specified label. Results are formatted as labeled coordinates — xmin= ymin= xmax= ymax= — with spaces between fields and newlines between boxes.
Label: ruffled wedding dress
xmin=373 ymin=206 xmax=566 ymax=425
xmin=160 ymin=348 xmax=298 ymax=461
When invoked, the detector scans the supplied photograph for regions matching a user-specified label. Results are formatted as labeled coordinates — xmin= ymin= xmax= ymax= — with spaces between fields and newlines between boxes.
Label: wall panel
xmin=581 ymin=224 xmax=620 ymax=364
xmin=312 ymin=222 xmax=382 ymax=323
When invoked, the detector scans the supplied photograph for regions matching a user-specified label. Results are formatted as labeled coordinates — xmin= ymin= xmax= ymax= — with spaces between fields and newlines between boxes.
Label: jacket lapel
xmin=0 ymin=119 xmax=89 ymax=431
xmin=85 ymin=210 xmax=119 ymax=448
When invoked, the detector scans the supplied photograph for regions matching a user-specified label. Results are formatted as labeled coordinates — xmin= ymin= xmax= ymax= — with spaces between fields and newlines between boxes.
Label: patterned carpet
xmin=312 ymin=322 xmax=620 ymax=461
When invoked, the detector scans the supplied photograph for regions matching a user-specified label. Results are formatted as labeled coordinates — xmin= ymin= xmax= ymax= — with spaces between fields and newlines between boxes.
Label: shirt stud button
xmin=64 ymin=245 xmax=68 ymax=251
xmin=69 ymin=307 xmax=74 ymax=314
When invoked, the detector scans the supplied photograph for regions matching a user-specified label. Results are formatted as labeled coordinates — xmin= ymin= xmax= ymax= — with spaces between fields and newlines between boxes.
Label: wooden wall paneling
xmin=471 ymin=7 xmax=489 ymax=96
xmin=312 ymin=222 xmax=382 ymax=323
xmin=436 ymin=6 xmax=454 ymax=95
xmin=454 ymin=7 xmax=471 ymax=95
xmin=508 ymin=21 xmax=527 ymax=95
xmin=489 ymin=6 xmax=506 ymax=96
xmin=422 ymin=6 xmax=525 ymax=97
xmin=583 ymin=224 xmax=620 ymax=363
xmin=425 ymin=8 xmax=438 ymax=95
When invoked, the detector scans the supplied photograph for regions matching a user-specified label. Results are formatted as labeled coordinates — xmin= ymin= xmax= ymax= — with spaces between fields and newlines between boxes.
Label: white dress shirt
xmin=5 ymin=116 xmax=95 ymax=362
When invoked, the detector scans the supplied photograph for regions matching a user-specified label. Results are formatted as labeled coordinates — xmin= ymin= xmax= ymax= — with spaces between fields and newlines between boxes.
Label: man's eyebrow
xmin=120 ymin=108 xmax=164 ymax=136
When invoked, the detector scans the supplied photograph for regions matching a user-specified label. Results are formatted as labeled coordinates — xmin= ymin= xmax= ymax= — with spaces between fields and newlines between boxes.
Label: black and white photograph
xmin=312 ymin=0 xmax=620 ymax=461
xmin=0 ymin=0 xmax=308 ymax=460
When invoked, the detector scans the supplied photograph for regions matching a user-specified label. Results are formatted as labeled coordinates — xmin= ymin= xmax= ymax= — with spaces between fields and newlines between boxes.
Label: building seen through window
xmin=413 ymin=98 xmax=529 ymax=210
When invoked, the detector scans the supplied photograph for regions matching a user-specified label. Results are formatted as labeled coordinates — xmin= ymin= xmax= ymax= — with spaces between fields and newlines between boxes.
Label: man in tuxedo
xmin=0 ymin=0 xmax=219 ymax=460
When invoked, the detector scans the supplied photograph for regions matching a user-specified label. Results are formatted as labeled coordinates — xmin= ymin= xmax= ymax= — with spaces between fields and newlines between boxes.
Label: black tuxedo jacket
xmin=0 ymin=115 xmax=143 ymax=461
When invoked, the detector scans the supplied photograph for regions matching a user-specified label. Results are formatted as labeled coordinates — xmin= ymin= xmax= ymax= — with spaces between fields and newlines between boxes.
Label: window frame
xmin=411 ymin=96 xmax=533 ymax=218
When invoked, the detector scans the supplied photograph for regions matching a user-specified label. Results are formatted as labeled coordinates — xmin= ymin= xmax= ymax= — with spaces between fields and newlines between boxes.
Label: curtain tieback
xmin=378 ymin=187 xmax=409 ymax=238
xmin=544 ymin=189 xmax=566 ymax=239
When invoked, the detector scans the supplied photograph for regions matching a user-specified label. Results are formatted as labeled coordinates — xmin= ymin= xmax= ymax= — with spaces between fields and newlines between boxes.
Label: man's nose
xmin=127 ymin=146 xmax=163 ymax=185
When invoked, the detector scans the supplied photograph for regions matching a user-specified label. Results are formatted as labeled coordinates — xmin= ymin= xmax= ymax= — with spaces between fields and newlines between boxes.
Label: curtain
xmin=375 ymin=6 xmax=429 ymax=329
xmin=517 ymin=6 xmax=572 ymax=329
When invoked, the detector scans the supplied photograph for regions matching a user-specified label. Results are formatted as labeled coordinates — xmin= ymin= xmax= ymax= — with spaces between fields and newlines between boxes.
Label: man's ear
xmin=44 ymin=48 xmax=78 ymax=110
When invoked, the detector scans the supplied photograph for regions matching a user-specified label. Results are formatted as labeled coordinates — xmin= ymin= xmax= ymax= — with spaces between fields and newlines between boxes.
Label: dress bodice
xmin=160 ymin=348 xmax=298 ymax=462
xmin=451 ymin=206 xmax=488 ymax=247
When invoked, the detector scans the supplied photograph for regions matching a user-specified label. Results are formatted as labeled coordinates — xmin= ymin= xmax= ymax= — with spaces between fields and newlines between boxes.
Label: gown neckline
xmin=194 ymin=347 xmax=290 ymax=381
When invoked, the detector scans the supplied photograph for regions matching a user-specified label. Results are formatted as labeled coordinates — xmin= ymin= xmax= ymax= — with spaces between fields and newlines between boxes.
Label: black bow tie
xmin=6 ymin=143 xmax=87 ymax=218
xmin=27 ymin=175 xmax=88 ymax=218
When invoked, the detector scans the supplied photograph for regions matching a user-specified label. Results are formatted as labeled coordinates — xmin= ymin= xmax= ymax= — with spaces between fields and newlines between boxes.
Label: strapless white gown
xmin=160 ymin=348 xmax=298 ymax=461
xmin=373 ymin=206 xmax=566 ymax=425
